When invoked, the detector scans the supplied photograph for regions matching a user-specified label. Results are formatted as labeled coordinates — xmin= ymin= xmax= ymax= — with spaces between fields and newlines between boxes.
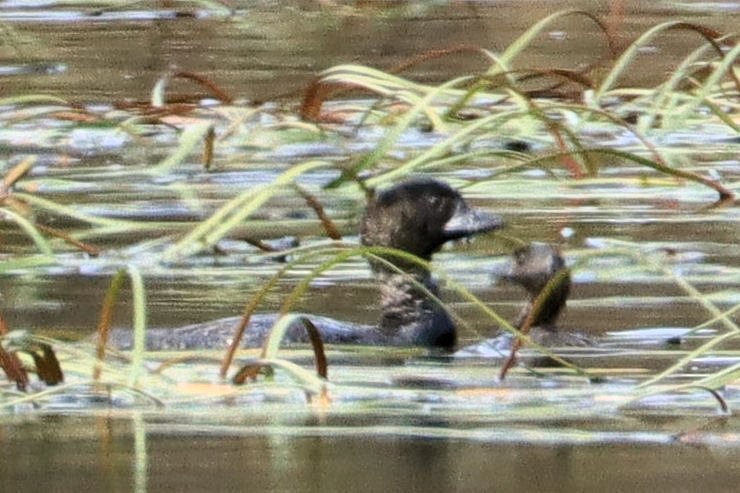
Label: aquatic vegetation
xmin=0 ymin=10 xmax=738 ymax=434
xmin=302 ymin=14 xmax=736 ymax=200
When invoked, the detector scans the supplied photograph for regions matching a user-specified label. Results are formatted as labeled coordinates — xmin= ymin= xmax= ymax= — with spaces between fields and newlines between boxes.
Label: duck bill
xmin=442 ymin=202 xmax=503 ymax=240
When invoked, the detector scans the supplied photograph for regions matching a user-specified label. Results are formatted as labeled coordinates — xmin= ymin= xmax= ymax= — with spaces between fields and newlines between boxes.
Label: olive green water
xmin=1 ymin=1 xmax=739 ymax=491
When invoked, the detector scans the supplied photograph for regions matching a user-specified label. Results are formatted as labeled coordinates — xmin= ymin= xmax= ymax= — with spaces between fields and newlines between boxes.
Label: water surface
xmin=0 ymin=1 xmax=739 ymax=491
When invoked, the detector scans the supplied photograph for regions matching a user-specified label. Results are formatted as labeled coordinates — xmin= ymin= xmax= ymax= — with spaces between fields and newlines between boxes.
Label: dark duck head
xmin=361 ymin=179 xmax=503 ymax=349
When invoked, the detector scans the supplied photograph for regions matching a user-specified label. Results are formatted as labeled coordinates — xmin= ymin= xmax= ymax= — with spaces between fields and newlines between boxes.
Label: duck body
xmin=106 ymin=179 xmax=502 ymax=351
xmin=106 ymin=314 xmax=383 ymax=351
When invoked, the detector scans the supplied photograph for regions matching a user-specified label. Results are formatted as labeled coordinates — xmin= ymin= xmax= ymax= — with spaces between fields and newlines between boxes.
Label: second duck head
xmin=503 ymin=242 xmax=571 ymax=331
xmin=360 ymin=179 xmax=503 ymax=349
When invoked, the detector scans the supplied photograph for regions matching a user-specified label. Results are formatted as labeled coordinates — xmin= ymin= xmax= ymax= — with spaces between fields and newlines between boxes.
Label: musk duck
xmin=107 ymin=179 xmax=502 ymax=351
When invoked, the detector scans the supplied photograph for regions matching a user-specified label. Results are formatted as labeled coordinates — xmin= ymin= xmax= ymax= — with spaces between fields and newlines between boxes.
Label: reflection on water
xmin=1 ymin=415 xmax=739 ymax=492
xmin=2 ymin=1 xmax=739 ymax=102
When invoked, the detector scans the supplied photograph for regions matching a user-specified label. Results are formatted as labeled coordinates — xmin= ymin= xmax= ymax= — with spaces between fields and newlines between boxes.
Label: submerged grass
xmin=1 ymin=12 xmax=738 ymax=422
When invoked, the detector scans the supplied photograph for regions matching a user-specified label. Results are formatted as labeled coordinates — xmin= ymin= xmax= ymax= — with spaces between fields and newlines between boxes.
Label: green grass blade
xmin=673 ymin=43 xmax=740 ymax=123
xmin=162 ymin=159 xmax=335 ymax=260
xmin=493 ymin=10 xmax=610 ymax=74
xmin=0 ymin=207 xmax=54 ymax=256
xmin=335 ymin=75 xmax=473 ymax=187
xmin=127 ymin=264 xmax=148 ymax=387
xmin=149 ymin=121 xmax=214 ymax=175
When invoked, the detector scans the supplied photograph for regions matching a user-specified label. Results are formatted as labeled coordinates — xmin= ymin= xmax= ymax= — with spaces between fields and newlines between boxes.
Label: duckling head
xmin=504 ymin=242 xmax=571 ymax=330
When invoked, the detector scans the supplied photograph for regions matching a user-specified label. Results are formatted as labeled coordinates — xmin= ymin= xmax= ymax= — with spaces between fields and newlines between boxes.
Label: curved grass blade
xmin=0 ymin=380 xmax=166 ymax=410
xmin=0 ymin=95 xmax=71 ymax=107
xmin=0 ymin=346 xmax=28 ymax=391
xmin=235 ymin=314 xmax=329 ymax=382
xmin=362 ymin=106 xmax=523 ymax=188
xmin=0 ymin=207 xmax=54 ymax=256
xmin=13 ymin=193 xmax=129 ymax=227
xmin=173 ymin=71 xmax=234 ymax=104
xmin=363 ymin=85 xmax=596 ymax=186
xmin=163 ymin=159 xmax=335 ymax=260
xmin=0 ymin=310 xmax=29 ymax=391
xmin=219 ymin=242 xmax=356 ymax=378
xmin=493 ymin=9 xmax=615 ymax=74
xmin=219 ymin=258 xmax=298 ymax=378
xmin=692 ymin=363 xmax=740 ymax=397
xmin=34 ymin=224 xmax=100 ymax=256
xmin=0 ymin=331 xmax=64 ymax=386
xmin=692 ymin=304 xmax=740 ymax=331
xmin=625 ymin=385 xmax=730 ymax=415
xmin=640 ymin=37 xmax=729 ymax=130
xmin=277 ymin=247 xmax=362 ymax=316
xmin=94 ymin=269 xmax=127 ymax=381
xmin=499 ymin=267 xmax=572 ymax=380
xmin=2 ymin=156 xmax=36 ymax=190
xmin=148 ymin=121 xmax=214 ymax=175
xmin=594 ymin=21 xmax=731 ymax=104
xmin=22 ymin=342 xmax=64 ymax=386
xmin=326 ymin=75 xmax=473 ymax=188
xmin=232 ymin=357 xmax=328 ymax=394
xmin=519 ymin=145 xmax=733 ymax=204
xmin=672 ymin=42 xmax=740 ymax=124
xmin=302 ymin=64 xmax=452 ymax=124
xmin=0 ymin=256 xmax=56 ymax=273
xmin=126 ymin=264 xmax=148 ymax=387
xmin=293 ymin=184 xmax=342 ymax=240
